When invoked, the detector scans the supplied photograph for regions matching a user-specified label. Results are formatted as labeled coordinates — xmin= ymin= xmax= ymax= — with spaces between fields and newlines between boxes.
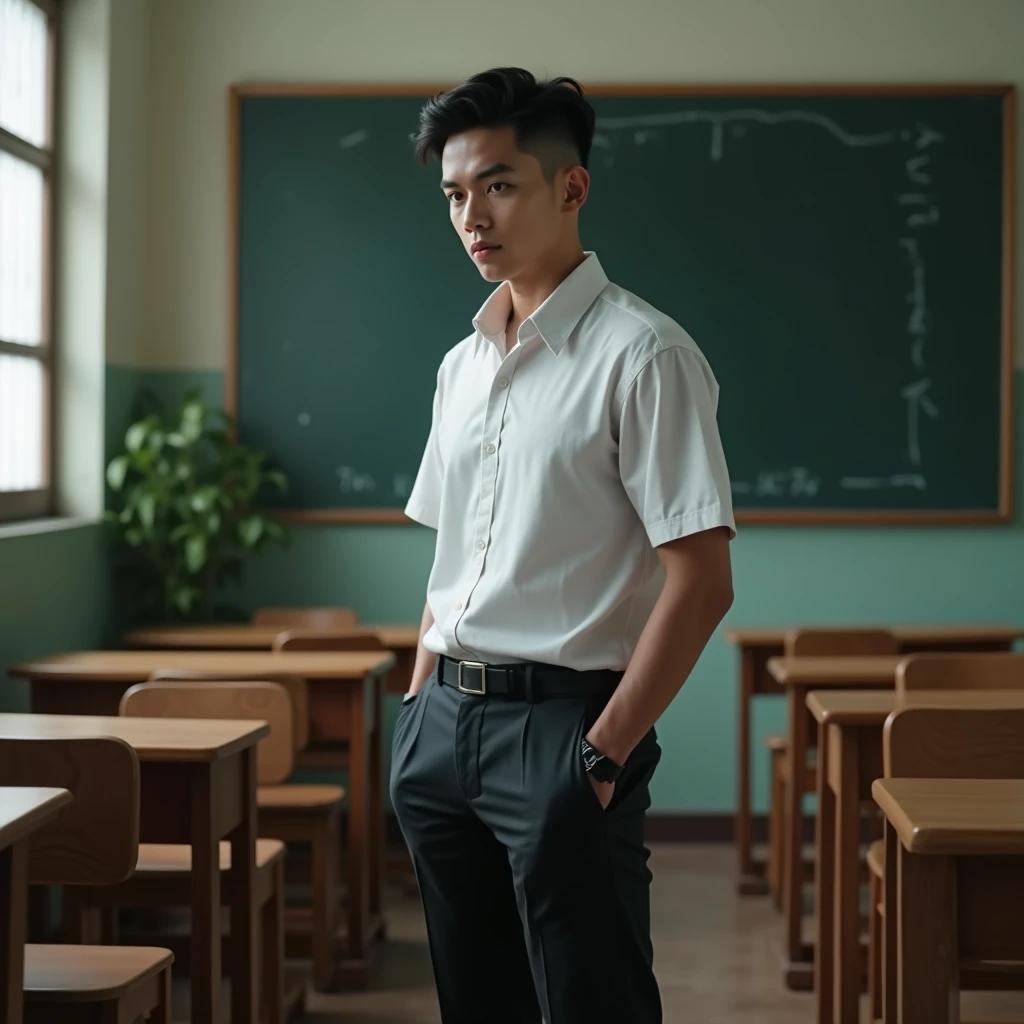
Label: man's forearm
xmin=408 ymin=600 xmax=437 ymax=694
xmin=585 ymin=572 xmax=733 ymax=766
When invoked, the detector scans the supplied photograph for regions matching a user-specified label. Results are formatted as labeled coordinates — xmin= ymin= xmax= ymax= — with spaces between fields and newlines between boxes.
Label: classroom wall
xmin=100 ymin=0 xmax=1024 ymax=812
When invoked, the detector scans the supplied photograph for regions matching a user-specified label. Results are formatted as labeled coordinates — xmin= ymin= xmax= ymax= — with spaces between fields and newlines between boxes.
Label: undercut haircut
xmin=413 ymin=67 xmax=596 ymax=180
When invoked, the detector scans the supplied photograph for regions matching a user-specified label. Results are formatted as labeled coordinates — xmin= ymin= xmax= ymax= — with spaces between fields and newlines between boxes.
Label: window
xmin=0 ymin=0 xmax=57 ymax=523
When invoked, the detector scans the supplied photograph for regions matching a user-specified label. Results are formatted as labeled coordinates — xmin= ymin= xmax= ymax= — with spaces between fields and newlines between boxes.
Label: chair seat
xmin=258 ymin=784 xmax=345 ymax=810
xmin=867 ymin=839 xmax=884 ymax=879
xmin=134 ymin=838 xmax=284 ymax=876
xmin=24 ymin=944 xmax=172 ymax=1002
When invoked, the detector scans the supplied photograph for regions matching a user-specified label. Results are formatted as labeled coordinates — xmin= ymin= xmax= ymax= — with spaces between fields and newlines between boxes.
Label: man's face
xmin=440 ymin=126 xmax=569 ymax=284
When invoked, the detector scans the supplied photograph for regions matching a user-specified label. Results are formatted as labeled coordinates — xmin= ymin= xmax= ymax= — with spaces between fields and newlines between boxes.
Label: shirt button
xmin=498 ymin=377 xmax=509 ymax=389
xmin=476 ymin=539 xmax=486 ymax=551
xmin=454 ymin=601 xmax=463 ymax=610
xmin=485 ymin=443 xmax=496 ymax=455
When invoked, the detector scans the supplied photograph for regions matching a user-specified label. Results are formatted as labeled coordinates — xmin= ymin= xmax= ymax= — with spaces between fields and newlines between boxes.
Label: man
xmin=391 ymin=67 xmax=735 ymax=1024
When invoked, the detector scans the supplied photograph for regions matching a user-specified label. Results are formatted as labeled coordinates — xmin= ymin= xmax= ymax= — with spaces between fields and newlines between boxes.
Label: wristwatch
xmin=580 ymin=736 xmax=623 ymax=783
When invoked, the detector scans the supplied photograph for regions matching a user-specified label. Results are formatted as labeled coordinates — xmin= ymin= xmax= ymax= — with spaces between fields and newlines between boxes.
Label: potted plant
xmin=104 ymin=388 xmax=290 ymax=624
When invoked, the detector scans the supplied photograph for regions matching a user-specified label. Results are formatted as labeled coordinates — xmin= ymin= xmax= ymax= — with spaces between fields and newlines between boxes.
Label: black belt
xmin=438 ymin=655 xmax=622 ymax=700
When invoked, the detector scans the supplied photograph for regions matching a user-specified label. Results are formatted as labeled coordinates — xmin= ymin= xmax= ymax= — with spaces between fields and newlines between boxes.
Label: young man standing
xmin=391 ymin=67 xmax=736 ymax=1024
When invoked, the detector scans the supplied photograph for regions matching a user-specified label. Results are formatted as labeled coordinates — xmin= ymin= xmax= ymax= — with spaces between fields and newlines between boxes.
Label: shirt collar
xmin=471 ymin=252 xmax=609 ymax=357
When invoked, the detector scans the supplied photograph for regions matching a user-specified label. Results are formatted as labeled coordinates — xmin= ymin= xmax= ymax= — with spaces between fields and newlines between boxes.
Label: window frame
xmin=0 ymin=0 xmax=59 ymax=523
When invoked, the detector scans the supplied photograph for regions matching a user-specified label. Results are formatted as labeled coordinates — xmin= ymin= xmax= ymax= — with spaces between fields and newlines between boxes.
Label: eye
xmin=488 ymin=182 xmax=511 ymax=194
xmin=446 ymin=192 xmax=464 ymax=204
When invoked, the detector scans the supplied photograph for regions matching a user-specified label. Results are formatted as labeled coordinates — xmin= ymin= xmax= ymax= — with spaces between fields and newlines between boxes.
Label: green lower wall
xmin=0 ymin=523 xmax=112 ymax=713
xmin=102 ymin=363 xmax=1024 ymax=812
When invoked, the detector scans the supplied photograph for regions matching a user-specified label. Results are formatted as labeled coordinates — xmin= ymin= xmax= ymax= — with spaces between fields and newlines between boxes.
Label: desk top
xmin=9 ymin=649 xmax=396 ymax=683
xmin=0 ymin=713 xmax=269 ymax=762
xmin=767 ymin=655 xmax=901 ymax=686
xmin=872 ymin=778 xmax=1024 ymax=854
xmin=724 ymin=625 xmax=1023 ymax=649
xmin=0 ymin=787 xmax=73 ymax=850
xmin=807 ymin=688 xmax=1024 ymax=725
xmin=122 ymin=622 xmax=419 ymax=650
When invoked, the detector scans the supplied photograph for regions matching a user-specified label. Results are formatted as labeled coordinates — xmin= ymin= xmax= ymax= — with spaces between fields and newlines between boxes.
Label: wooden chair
xmin=272 ymin=630 xmax=387 ymax=773
xmin=119 ymin=680 xmax=345 ymax=992
xmin=867 ymin=661 xmax=1024 ymax=1021
xmin=0 ymin=736 xmax=174 ymax=1023
xmin=764 ymin=628 xmax=898 ymax=908
xmin=896 ymin=651 xmax=1024 ymax=693
xmin=253 ymin=607 xmax=360 ymax=630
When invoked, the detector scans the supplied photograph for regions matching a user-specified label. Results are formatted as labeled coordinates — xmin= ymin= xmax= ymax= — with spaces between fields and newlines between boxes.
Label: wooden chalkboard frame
xmin=228 ymin=82 xmax=1015 ymax=526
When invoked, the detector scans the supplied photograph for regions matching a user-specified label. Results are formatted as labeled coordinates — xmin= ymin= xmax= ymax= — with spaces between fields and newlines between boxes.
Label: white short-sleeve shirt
xmin=405 ymin=252 xmax=735 ymax=671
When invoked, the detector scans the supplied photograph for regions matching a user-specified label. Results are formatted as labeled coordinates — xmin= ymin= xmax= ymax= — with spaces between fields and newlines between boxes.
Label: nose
xmin=462 ymin=192 xmax=490 ymax=234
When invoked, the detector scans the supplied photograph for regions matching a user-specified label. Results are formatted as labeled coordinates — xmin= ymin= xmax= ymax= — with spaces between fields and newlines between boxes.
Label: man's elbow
xmin=708 ymin=573 xmax=734 ymax=623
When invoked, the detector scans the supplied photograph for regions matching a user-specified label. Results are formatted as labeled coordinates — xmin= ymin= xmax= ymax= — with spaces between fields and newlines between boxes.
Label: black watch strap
xmin=581 ymin=736 xmax=623 ymax=783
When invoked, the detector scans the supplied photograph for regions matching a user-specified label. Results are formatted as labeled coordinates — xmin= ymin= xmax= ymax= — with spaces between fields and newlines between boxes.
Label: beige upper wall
xmin=131 ymin=0 xmax=1024 ymax=370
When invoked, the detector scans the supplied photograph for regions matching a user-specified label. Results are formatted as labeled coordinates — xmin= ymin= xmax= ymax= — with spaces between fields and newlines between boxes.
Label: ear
xmin=562 ymin=166 xmax=590 ymax=213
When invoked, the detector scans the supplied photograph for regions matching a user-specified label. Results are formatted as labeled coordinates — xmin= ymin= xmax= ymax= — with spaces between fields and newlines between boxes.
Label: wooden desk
xmin=766 ymin=655 xmax=902 ymax=989
xmin=123 ymin=623 xmax=419 ymax=694
xmin=8 ymin=649 xmax=395 ymax=987
xmin=0 ymin=714 xmax=266 ymax=1024
xmin=873 ymin=778 xmax=1024 ymax=1024
xmin=724 ymin=625 xmax=1022 ymax=897
xmin=0 ymin=787 xmax=73 ymax=1024
xmin=808 ymin=691 xmax=1024 ymax=1024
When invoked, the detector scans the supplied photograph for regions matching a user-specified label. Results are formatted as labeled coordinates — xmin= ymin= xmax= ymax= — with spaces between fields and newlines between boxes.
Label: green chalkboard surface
xmin=230 ymin=85 xmax=1014 ymax=524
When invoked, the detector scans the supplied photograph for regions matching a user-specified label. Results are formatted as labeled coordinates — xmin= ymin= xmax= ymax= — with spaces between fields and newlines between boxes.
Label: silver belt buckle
xmin=457 ymin=660 xmax=488 ymax=695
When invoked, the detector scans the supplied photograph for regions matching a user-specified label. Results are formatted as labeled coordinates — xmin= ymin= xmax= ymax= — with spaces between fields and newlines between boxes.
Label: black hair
xmin=413 ymin=67 xmax=596 ymax=178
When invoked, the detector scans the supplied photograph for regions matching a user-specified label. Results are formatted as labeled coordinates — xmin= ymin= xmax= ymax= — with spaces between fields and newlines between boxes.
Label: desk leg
xmin=834 ymin=726 xmax=861 ymax=1024
xmin=737 ymin=647 xmax=766 ymax=895
xmin=343 ymin=688 xmax=370 ymax=979
xmin=882 ymin=820 xmax=898 ymax=1024
xmin=368 ymin=675 xmax=384 ymax=925
xmin=814 ymin=721 xmax=835 ymax=1024
xmin=191 ymin=762 xmax=221 ymax=1024
xmin=897 ymin=846 xmax=958 ymax=1024
xmin=784 ymin=686 xmax=812 ymax=987
xmin=228 ymin=747 xmax=258 ymax=1024
xmin=0 ymin=842 xmax=28 ymax=1024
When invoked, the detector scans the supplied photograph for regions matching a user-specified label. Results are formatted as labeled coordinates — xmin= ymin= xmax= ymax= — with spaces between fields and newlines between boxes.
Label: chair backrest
xmin=884 ymin=706 xmax=1024 ymax=778
xmin=273 ymin=629 xmax=387 ymax=653
xmin=0 ymin=736 xmax=139 ymax=885
xmin=896 ymin=652 xmax=1024 ymax=693
xmin=121 ymin=681 xmax=294 ymax=785
xmin=253 ymin=606 xmax=359 ymax=630
xmin=784 ymin=627 xmax=899 ymax=658
xmin=146 ymin=669 xmax=309 ymax=752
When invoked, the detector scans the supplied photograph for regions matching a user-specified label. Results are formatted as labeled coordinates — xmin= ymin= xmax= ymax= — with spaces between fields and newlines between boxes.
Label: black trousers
xmin=390 ymin=663 xmax=663 ymax=1024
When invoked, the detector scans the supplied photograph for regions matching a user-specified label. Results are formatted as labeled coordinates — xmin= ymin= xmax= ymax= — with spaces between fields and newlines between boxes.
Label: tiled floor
xmin=300 ymin=843 xmax=813 ymax=1023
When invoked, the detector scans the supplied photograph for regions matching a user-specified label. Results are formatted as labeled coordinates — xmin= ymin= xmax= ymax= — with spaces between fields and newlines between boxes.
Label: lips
xmin=471 ymin=242 xmax=501 ymax=256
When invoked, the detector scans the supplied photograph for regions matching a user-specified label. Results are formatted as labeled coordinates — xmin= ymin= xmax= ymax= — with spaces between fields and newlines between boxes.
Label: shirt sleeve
xmin=404 ymin=364 xmax=445 ymax=529
xmin=618 ymin=345 xmax=736 ymax=547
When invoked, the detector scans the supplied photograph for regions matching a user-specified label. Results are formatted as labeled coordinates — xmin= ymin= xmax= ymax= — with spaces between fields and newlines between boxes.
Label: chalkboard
xmin=229 ymin=85 xmax=1014 ymax=524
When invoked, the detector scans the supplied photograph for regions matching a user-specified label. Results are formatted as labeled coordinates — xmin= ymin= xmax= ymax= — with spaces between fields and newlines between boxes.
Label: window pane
xmin=0 ymin=0 xmax=49 ymax=148
xmin=0 ymin=151 xmax=44 ymax=345
xmin=0 ymin=352 xmax=44 ymax=490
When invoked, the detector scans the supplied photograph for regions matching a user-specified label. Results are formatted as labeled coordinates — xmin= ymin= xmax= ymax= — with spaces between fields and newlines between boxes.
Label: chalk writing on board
xmin=900 ymin=379 xmax=940 ymax=467
xmin=905 ymin=154 xmax=932 ymax=185
xmin=336 ymin=466 xmax=376 ymax=494
xmin=392 ymin=474 xmax=413 ymax=500
xmin=899 ymin=237 xmax=930 ymax=369
xmin=297 ymin=412 xmax=311 ymax=427
xmin=339 ymin=130 xmax=369 ymax=149
xmin=840 ymin=475 xmax=927 ymax=491
xmin=594 ymin=108 xmax=901 ymax=163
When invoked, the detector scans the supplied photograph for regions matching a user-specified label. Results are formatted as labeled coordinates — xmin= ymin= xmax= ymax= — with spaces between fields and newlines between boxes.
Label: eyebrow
xmin=440 ymin=162 xmax=516 ymax=190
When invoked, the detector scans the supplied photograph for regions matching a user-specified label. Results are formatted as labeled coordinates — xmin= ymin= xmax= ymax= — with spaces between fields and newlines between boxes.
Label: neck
xmin=506 ymin=243 xmax=587 ymax=325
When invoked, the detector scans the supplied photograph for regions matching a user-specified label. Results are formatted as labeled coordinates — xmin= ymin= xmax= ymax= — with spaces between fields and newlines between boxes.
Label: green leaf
xmin=138 ymin=493 xmax=157 ymax=530
xmin=185 ymin=534 xmax=208 ymax=573
xmin=173 ymin=585 xmax=201 ymax=615
xmin=106 ymin=455 xmax=130 ymax=491
xmin=266 ymin=470 xmax=288 ymax=493
xmin=264 ymin=518 xmax=285 ymax=542
xmin=190 ymin=486 xmax=219 ymax=514
xmin=206 ymin=511 xmax=222 ymax=535
xmin=170 ymin=523 xmax=192 ymax=542
xmin=102 ymin=509 xmax=119 ymax=524
xmin=125 ymin=528 xmax=144 ymax=547
xmin=125 ymin=419 xmax=153 ymax=454
xmin=166 ymin=432 xmax=186 ymax=448
xmin=238 ymin=515 xmax=264 ymax=548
